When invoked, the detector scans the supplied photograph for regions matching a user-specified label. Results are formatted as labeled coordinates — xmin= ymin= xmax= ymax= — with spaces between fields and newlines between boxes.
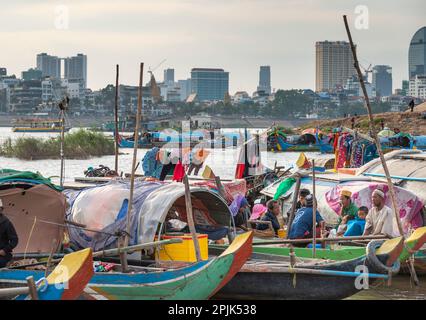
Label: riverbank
xmin=0 ymin=129 xmax=114 ymax=160
xmin=299 ymin=111 xmax=426 ymax=135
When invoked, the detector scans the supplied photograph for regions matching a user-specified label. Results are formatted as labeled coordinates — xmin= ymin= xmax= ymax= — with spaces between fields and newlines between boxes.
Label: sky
xmin=0 ymin=0 xmax=425 ymax=94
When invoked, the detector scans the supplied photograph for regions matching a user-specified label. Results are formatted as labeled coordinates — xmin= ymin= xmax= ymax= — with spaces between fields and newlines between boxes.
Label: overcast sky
xmin=1 ymin=0 xmax=425 ymax=93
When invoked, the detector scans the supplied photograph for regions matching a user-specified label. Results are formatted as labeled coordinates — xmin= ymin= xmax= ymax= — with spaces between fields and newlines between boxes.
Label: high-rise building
xmin=178 ymin=79 xmax=191 ymax=101
xmin=401 ymin=80 xmax=409 ymax=96
xmin=0 ymin=68 xmax=6 ymax=76
xmin=372 ymin=65 xmax=392 ymax=97
xmin=190 ymin=68 xmax=229 ymax=101
xmin=64 ymin=54 xmax=87 ymax=89
xmin=36 ymin=53 xmax=61 ymax=79
xmin=409 ymin=75 xmax=426 ymax=99
xmin=315 ymin=41 xmax=356 ymax=92
xmin=9 ymin=80 xmax=42 ymax=114
xmin=408 ymin=26 xmax=426 ymax=79
xmin=22 ymin=68 xmax=43 ymax=81
xmin=163 ymin=69 xmax=175 ymax=84
xmin=257 ymin=66 xmax=271 ymax=95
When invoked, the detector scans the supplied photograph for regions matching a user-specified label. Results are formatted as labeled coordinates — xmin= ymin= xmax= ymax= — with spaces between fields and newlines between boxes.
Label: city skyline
xmin=1 ymin=0 xmax=425 ymax=93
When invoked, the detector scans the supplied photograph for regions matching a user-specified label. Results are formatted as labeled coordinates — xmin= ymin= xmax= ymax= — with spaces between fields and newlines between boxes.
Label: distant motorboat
xmin=11 ymin=118 xmax=70 ymax=133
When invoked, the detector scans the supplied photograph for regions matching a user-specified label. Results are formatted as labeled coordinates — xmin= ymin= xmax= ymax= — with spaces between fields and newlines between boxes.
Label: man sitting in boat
xmin=338 ymin=206 xmax=368 ymax=237
xmin=288 ymin=195 xmax=325 ymax=241
xmin=0 ymin=199 xmax=19 ymax=268
xmin=363 ymin=189 xmax=399 ymax=238
xmin=337 ymin=190 xmax=359 ymax=225
xmin=256 ymin=200 xmax=281 ymax=235
xmin=296 ymin=188 xmax=310 ymax=210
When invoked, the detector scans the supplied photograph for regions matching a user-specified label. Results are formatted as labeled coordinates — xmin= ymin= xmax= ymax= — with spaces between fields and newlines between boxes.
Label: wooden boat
xmin=211 ymin=237 xmax=403 ymax=300
xmin=0 ymin=232 xmax=253 ymax=300
xmin=11 ymin=118 xmax=70 ymax=133
xmin=0 ymin=248 xmax=94 ymax=300
xmin=224 ymin=227 xmax=426 ymax=275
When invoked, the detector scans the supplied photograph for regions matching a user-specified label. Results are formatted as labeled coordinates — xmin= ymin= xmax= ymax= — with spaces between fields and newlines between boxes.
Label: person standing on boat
xmin=0 ymin=199 xmax=19 ymax=268
xmin=363 ymin=189 xmax=399 ymax=238
xmin=256 ymin=200 xmax=281 ymax=234
xmin=288 ymin=195 xmax=325 ymax=240
xmin=337 ymin=190 xmax=359 ymax=225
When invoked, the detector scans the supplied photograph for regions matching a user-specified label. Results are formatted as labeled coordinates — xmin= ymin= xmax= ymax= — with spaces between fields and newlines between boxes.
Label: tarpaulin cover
xmin=0 ymin=169 xmax=62 ymax=191
xmin=64 ymin=180 xmax=232 ymax=250
xmin=324 ymin=182 xmax=424 ymax=232
xmin=0 ymin=184 xmax=65 ymax=254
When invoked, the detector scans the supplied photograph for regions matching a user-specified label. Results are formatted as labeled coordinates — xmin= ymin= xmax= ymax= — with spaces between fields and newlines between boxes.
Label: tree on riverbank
xmin=0 ymin=129 xmax=114 ymax=160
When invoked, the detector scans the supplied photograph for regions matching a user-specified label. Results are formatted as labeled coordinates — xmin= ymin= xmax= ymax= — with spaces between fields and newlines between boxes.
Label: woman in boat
xmin=256 ymin=200 xmax=281 ymax=235
xmin=229 ymin=195 xmax=251 ymax=229
xmin=0 ymin=199 xmax=19 ymax=268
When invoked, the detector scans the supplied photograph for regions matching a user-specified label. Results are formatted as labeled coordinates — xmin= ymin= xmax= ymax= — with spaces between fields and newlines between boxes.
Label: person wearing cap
xmin=288 ymin=194 xmax=325 ymax=241
xmin=0 ymin=199 xmax=19 ymax=268
xmin=363 ymin=189 xmax=399 ymax=237
xmin=338 ymin=189 xmax=359 ymax=226
xmin=296 ymin=188 xmax=311 ymax=210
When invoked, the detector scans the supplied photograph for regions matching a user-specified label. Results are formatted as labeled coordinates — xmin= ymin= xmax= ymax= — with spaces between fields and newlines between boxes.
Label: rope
xmin=23 ymin=216 xmax=37 ymax=260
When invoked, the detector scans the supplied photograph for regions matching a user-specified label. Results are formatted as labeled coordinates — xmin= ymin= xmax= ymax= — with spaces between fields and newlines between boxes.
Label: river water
xmin=0 ymin=126 xmax=425 ymax=300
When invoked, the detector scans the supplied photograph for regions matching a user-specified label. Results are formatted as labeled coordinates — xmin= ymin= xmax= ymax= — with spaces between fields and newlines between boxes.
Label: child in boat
xmin=343 ymin=206 xmax=368 ymax=237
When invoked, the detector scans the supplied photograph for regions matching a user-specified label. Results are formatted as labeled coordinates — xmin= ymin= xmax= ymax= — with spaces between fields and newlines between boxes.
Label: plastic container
xmin=277 ymin=228 xmax=287 ymax=238
xmin=156 ymin=233 xmax=209 ymax=262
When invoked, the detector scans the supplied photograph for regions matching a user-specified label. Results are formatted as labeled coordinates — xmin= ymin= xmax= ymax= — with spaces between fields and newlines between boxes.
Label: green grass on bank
xmin=0 ymin=129 xmax=115 ymax=160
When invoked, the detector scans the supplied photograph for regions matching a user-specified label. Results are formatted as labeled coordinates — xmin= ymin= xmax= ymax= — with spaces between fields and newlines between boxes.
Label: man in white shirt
xmin=363 ymin=189 xmax=400 ymax=238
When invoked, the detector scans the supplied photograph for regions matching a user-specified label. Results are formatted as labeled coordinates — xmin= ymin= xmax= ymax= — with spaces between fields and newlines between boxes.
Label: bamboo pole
xmin=114 ymin=64 xmax=120 ymax=173
xmin=59 ymin=106 xmax=66 ymax=188
xmin=0 ymin=287 xmax=30 ymax=298
xmin=121 ymin=62 xmax=144 ymax=272
xmin=312 ymin=160 xmax=317 ymax=257
xmin=183 ymin=174 xmax=202 ymax=261
xmin=286 ymin=177 xmax=301 ymax=238
xmin=343 ymin=15 xmax=403 ymax=237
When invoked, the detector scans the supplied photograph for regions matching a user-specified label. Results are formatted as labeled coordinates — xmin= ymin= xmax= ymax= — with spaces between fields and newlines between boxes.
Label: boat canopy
xmin=64 ymin=180 xmax=232 ymax=251
xmin=0 ymin=174 xmax=66 ymax=254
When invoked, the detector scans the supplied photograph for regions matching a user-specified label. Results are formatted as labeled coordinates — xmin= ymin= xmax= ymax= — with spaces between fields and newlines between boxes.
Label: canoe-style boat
xmin=211 ymin=237 xmax=403 ymax=300
xmin=0 ymin=232 xmax=252 ymax=300
xmin=0 ymin=248 xmax=94 ymax=300
xmin=232 ymin=227 xmax=426 ymax=275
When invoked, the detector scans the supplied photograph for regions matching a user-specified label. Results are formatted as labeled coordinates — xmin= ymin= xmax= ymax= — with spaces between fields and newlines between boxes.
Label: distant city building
xmin=401 ymin=80 xmax=409 ymax=96
xmin=0 ymin=68 xmax=6 ymax=76
xmin=36 ymin=53 xmax=61 ymax=79
xmin=408 ymin=26 xmax=426 ymax=79
xmin=372 ymin=65 xmax=392 ymax=96
xmin=315 ymin=41 xmax=356 ymax=92
xmin=233 ymin=91 xmax=252 ymax=104
xmin=257 ymin=66 xmax=271 ymax=95
xmin=191 ymin=68 xmax=229 ymax=101
xmin=22 ymin=68 xmax=43 ymax=81
xmin=178 ymin=79 xmax=191 ymax=101
xmin=344 ymin=75 xmax=375 ymax=98
xmin=409 ymin=75 xmax=426 ymax=99
xmin=163 ymin=69 xmax=175 ymax=85
xmin=9 ymin=80 xmax=42 ymax=114
xmin=64 ymin=54 xmax=87 ymax=89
